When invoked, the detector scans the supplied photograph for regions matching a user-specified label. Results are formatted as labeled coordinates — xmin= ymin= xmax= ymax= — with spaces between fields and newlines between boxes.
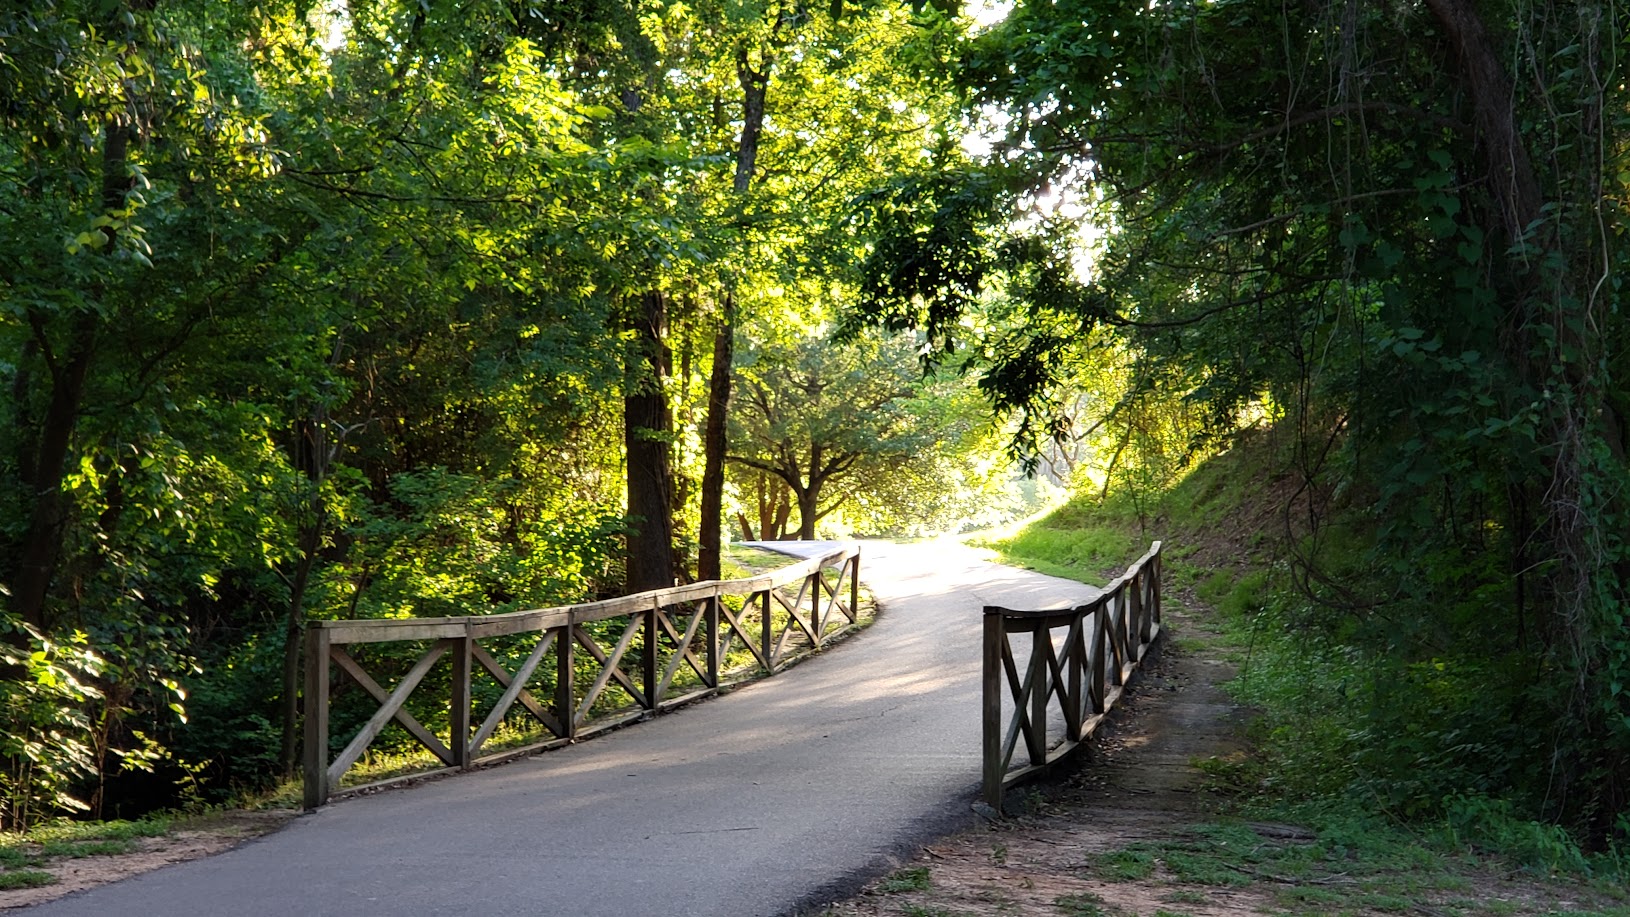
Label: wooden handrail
xmin=981 ymin=541 xmax=1163 ymax=810
xmin=303 ymin=544 xmax=862 ymax=808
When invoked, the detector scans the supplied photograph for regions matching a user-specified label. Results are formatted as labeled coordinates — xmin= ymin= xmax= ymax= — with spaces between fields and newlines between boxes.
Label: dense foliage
xmin=0 ymin=0 xmax=1010 ymax=824
xmin=854 ymin=0 xmax=1630 ymax=838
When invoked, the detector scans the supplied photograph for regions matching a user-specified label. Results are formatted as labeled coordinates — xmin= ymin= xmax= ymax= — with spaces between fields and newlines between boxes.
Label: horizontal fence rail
xmin=303 ymin=544 xmax=861 ymax=808
xmin=981 ymin=541 xmax=1163 ymax=810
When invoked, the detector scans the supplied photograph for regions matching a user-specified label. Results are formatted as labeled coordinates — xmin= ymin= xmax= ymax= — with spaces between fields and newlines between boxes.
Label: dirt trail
xmin=817 ymin=603 xmax=1272 ymax=917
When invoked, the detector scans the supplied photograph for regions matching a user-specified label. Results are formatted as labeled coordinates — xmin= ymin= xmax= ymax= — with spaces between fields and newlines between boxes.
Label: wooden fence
xmin=981 ymin=541 xmax=1162 ymax=810
xmin=303 ymin=544 xmax=861 ymax=808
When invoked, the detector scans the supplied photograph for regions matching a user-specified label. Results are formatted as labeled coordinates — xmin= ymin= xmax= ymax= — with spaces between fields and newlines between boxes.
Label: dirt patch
xmin=0 ymin=810 xmax=296 ymax=910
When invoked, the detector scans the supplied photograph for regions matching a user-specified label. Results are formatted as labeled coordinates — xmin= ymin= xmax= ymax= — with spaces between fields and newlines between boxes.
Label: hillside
xmin=816 ymin=431 xmax=1630 ymax=916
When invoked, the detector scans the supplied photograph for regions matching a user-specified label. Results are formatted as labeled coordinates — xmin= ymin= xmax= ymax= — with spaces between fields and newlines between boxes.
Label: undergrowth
xmin=978 ymin=432 xmax=1630 ymax=893
xmin=0 ymin=816 xmax=174 ymax=891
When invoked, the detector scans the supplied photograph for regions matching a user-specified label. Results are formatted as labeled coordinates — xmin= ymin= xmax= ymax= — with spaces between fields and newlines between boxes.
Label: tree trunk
xmin=771 ymin=489 xmax=792 ymax=540
xmin=625 ymin=290 xmax=676 ymax=593
xmin=697 ymin=47 xmax=771 ymax=579
xmin=1426 ymin=0 xmax=1627 ymax=826
xmin=10 ymin=119 xmax=130 ymax=629
xmin=697 ymin=293 xmax=735 ymax=580
xmin=280 ymin=529 xmax=317 ymax=779
xmin=796 ymin=486 xmax=819 ymax=540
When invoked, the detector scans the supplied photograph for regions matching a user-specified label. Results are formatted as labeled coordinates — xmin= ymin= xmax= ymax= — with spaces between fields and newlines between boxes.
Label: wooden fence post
xmin=1131 ymin=574 xmax=1147 ymax=653
xmin=981 ymin=609 xmax=1004 ymax=810
xmin=706 ymin=594 xmax=720 ymax=688
xmin=1027 ymin=624 xmax=1049 ymax=767
xmin=642 ymin=602 xmax=658 ymax=708
xmin=850 ymin=553 xmax=860 ymax=623
xmin=451 ymin=627 xmax=472 ymax=769
xmin=1090 ymin=605 xmax=1107 ymax=714
xmin=1152 ymin=548 xmax=1163 ymax=631
xmin=761 ymin=589 xmax=774 ymax=673
xmin=811 ymin=567 xmax=823 ymax=645
xmin=558 ymin=620 xmax=576 ymax=740
xmin=302 ymin=624 xmax=331 ymax=809
xmin=1066 ymin=614 xmax=1084 ymax=741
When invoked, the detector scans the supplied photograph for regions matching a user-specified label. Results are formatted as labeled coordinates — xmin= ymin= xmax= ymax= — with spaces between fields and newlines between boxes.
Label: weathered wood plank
xmin=574 ymin=619 xmax=645 ymax=727
xmin=302 ymin=626 xmax=331 ymax=809
xmin=1027 ymin=626 xmax=1049 ymax=766
xmin=450 ymin=632 xmax=473 ymax=768
xmin=655 ymin=602 xmax=709 ymax=701
xmin=327 ymin=640 xmax=456 ymax=785
xmin=322 ymin=619 xmax=469 ymax=644
xmin=652 ymin=604 xmax=707 ymax=693
xmin=327 ymin=644 xmax=455 ymax=766
xmin=469 ymin=632 xmax=561 ymax=754
xmin=982 ymin=609 xmax=1005 ymax=808
xmin=981 ymin=541 xmax=1165 ymax=806
xmin=719 ymin=600 xmax=770 ymax=671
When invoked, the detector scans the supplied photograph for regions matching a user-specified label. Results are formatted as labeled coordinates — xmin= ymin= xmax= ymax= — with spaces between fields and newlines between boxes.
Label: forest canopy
xmin=0 ymin=0 xmax=1019 ymax=825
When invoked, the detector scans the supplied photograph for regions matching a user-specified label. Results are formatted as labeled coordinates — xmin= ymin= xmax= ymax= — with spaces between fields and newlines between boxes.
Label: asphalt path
xmin=28 ymin=539 xmax=1101 ymax=917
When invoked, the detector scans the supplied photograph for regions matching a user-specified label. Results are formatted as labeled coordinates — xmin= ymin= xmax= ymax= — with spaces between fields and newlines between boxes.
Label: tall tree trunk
xmin=697 ymin=47 xmax=772 ymax=579
xmin=796 ymin=486 xmax=819 ymax=541
xmin=697 ymin=293 xmax=735 ymax=580
xmin=625 ymin=290 xmax=676 ymax=592
xmin=278 ymin=414 xmax=326 ymax=779
xmin=10 ymin=119 xmax=130 ymax=629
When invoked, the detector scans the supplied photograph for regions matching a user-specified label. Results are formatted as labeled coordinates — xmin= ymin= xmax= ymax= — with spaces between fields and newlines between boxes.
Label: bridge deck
xmin=27 ymin=540 xmax=1104 ymax=917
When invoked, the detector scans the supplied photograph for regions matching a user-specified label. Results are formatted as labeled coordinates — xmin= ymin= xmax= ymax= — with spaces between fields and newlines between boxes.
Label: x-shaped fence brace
xmin=303 ymin=545 xmax=861 ymax=808
xmin=981 ymin=541 xmax=1163 ymax=810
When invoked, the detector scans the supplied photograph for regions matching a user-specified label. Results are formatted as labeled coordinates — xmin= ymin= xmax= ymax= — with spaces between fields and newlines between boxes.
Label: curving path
xmin=26 ymin=540 xmax=1103 ymax=917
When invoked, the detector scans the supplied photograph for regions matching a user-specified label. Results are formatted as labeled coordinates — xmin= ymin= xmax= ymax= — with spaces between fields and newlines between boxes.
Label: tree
xmin=730 ymin=326 xmax=1005 ymax=540
xmin=0 ymin=0 xmax=973 ymax=821
xmin=853 ymin=0 xmax=1630 ymax=833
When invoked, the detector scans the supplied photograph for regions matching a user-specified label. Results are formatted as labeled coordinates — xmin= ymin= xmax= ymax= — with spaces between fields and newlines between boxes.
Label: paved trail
xmin=28 ymin=540 xmax=1102 ymax=917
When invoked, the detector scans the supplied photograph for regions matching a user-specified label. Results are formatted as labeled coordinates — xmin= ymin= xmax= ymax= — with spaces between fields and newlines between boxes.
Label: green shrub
xmin=0 ymin=618 xmax=105 ymax=830
xmin=0 ymin=870 xmax=56 ymax=891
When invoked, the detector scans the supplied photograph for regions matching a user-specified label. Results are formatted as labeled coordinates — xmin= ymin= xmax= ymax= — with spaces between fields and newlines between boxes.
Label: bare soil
xmin=0 ymin=810 xmax=296 ymax=910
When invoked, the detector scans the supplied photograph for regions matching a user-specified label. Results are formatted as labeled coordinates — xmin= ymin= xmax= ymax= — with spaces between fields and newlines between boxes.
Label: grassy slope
xmin=964 ymin=430 xmax=1630 ymax=915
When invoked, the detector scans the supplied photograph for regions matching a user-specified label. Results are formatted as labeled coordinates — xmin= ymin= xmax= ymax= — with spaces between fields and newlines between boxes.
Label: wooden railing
xmin=981 ymin=541 xmax=1162 ymax=810
xmin=302 ymin=544 xmax=861 ymax=808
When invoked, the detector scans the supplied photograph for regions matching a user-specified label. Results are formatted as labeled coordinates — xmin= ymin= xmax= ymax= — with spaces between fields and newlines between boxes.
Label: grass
xmin=0 ymin=870 xmax=55 ymax=891
xmin=1080 ymin=808 xmax=1630 ymax=915
xmin=971 ymin=524 xmax=1142 ymax=586
xmin=0 ymin=815 xmax=177 ymax=894
xmin=881 ymin=866 xmax=933 ymax=893
xmin=1052 ymin=891 xmax=1110 ymax=915
xmin=1095 ymin=848 xmax=1156 ymax=880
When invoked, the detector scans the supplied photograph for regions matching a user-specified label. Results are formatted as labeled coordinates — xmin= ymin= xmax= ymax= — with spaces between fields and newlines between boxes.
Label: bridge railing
xmin=981 ymin=541 xmax=1162 ymax=810
xmin=303 ymin=544 xmax=861 ymax=808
